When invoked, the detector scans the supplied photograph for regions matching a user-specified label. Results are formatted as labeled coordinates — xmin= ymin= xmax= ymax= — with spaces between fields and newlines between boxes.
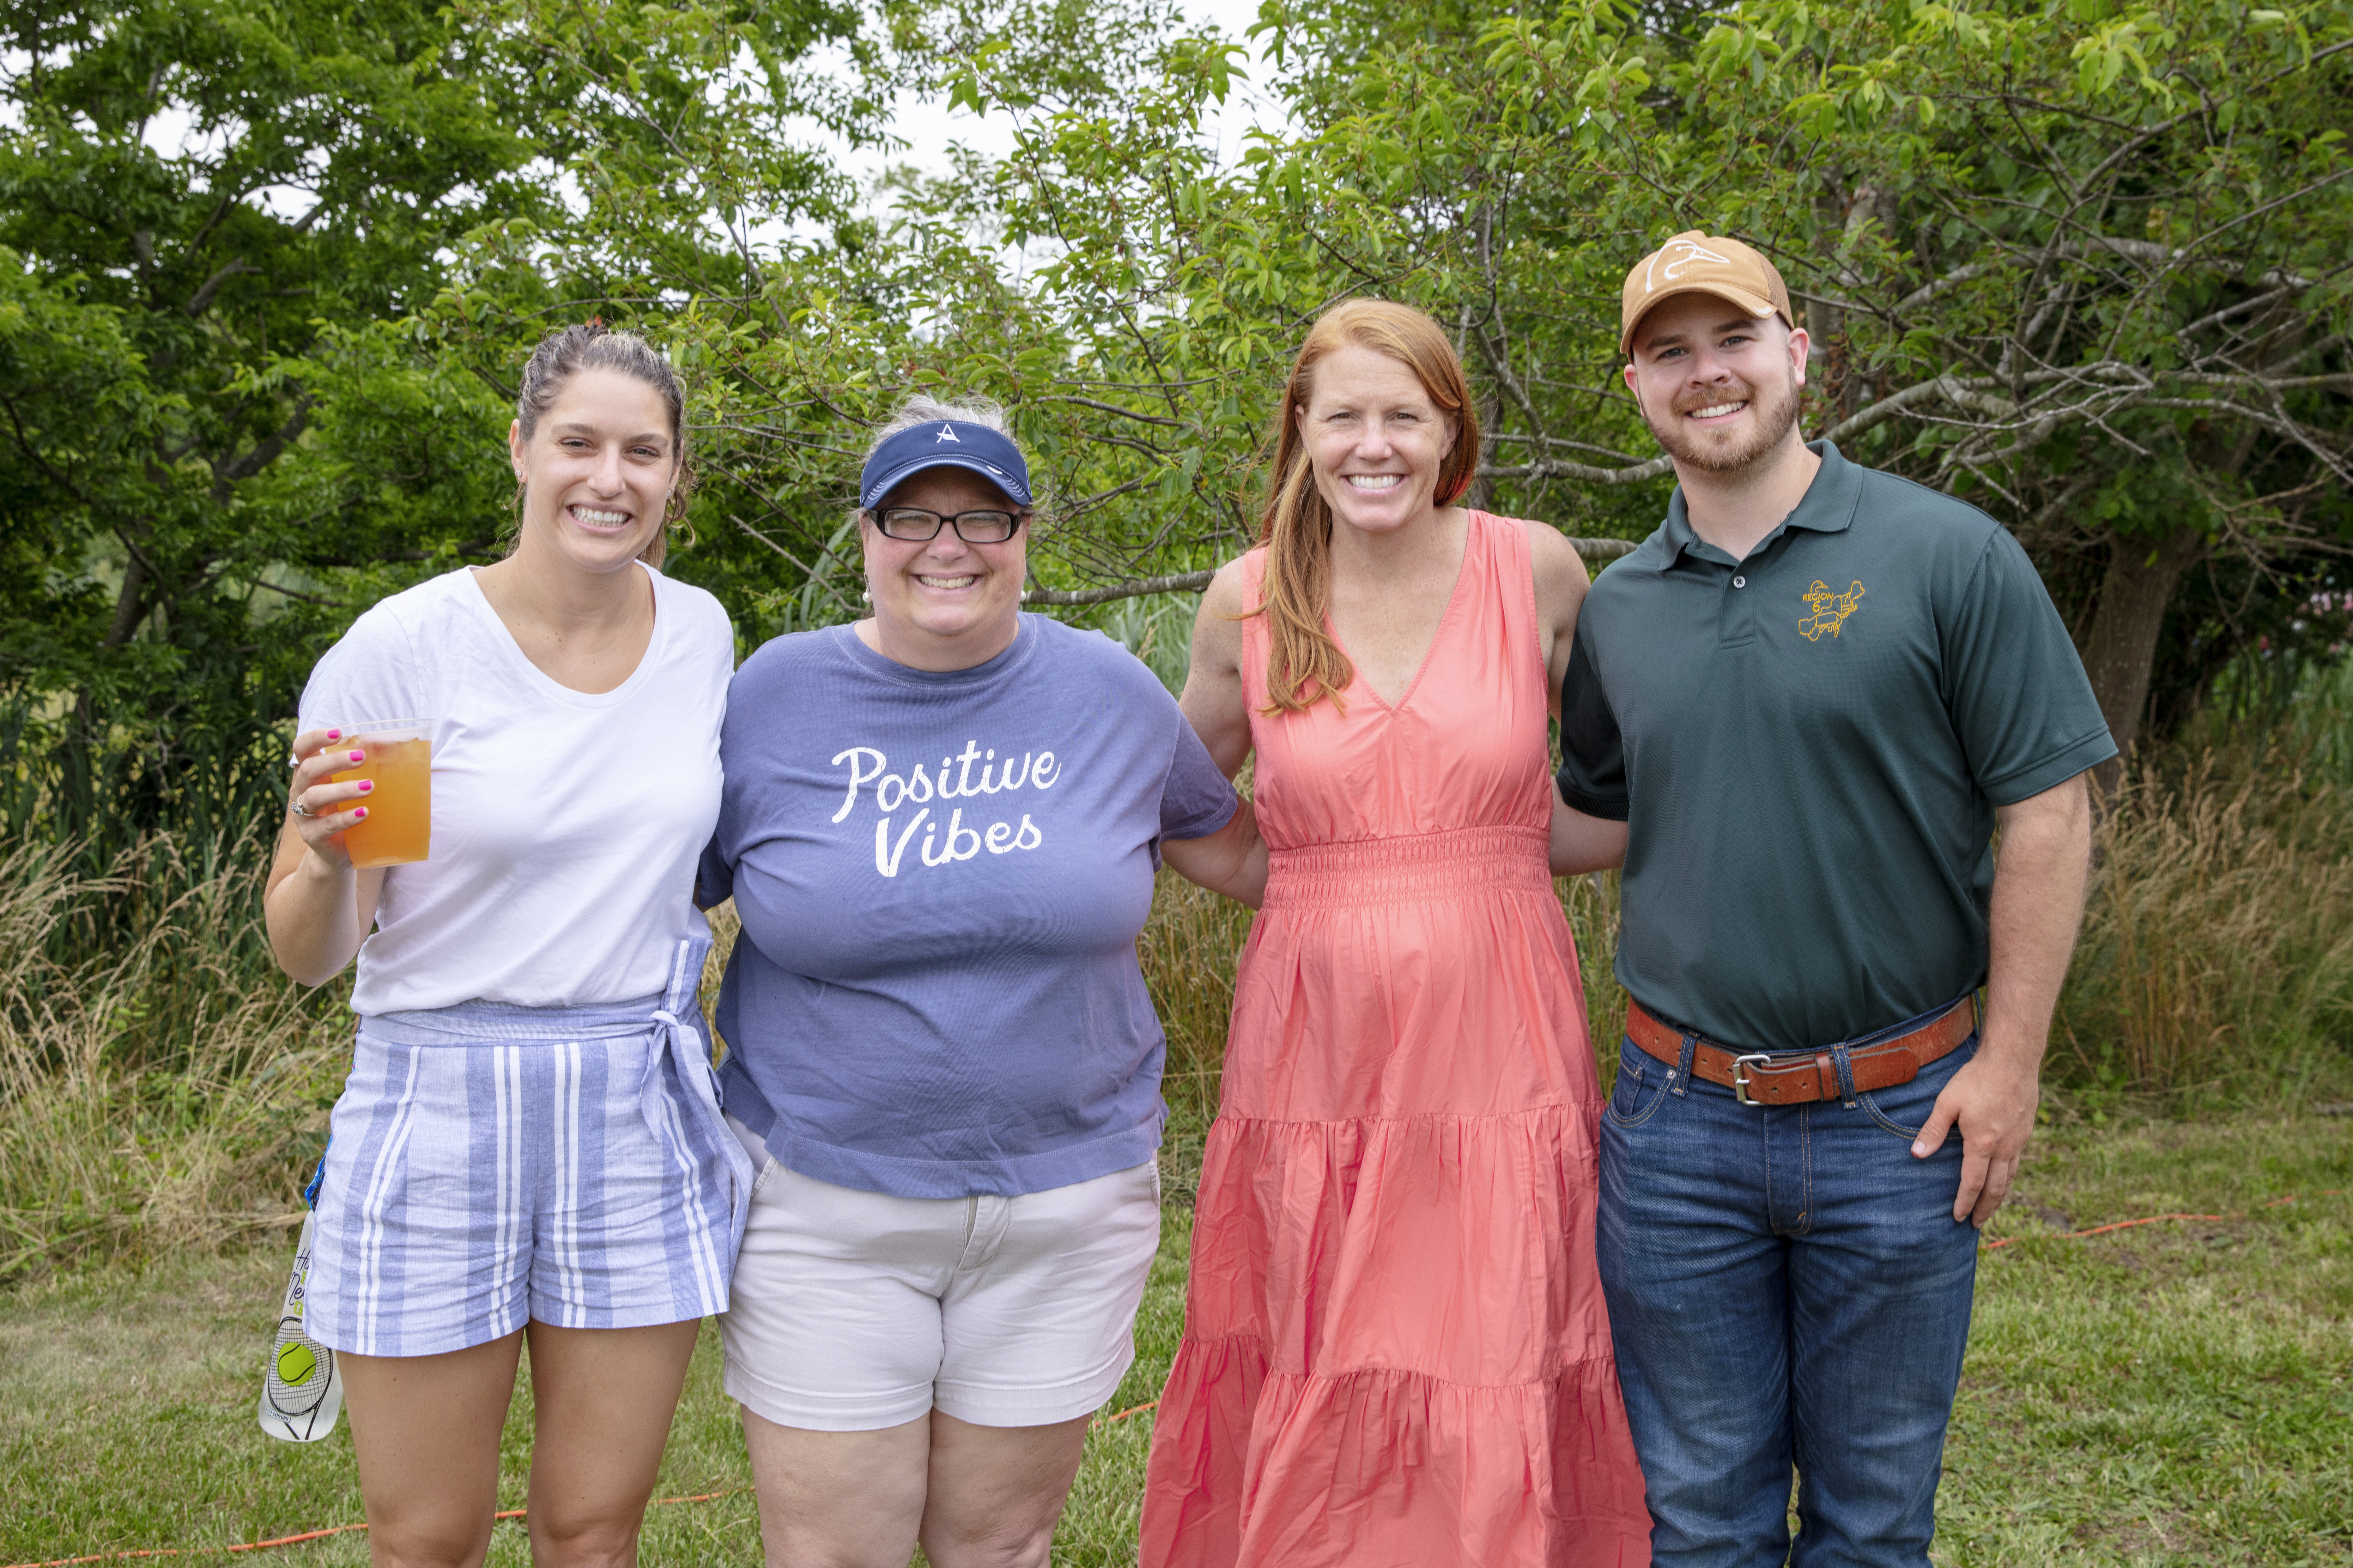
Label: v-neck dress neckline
xmin=1321 ymin=515 xmax=1475 ymax=715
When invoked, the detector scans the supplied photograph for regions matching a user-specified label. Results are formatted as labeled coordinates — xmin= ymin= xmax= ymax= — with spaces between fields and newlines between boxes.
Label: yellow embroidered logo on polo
xmin=1800 ymin=580 xmax=1866 ymax=641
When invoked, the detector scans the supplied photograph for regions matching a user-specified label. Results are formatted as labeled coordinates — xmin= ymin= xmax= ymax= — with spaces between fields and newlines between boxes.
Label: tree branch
xmin=184 ymin=257 xmax=257 ymax=317
xmin=1019 ymin=537 xmax=1641 ymax=605
xmin=1483 ymin=454 xmax=1676 ymax=485
xmin=1039 ymin=395 xmax=1190 ymax=428
xmin=210 ymin=394 xmax=316 ymax=499
xmin=0 ymin=390 xmax=91 ymax=505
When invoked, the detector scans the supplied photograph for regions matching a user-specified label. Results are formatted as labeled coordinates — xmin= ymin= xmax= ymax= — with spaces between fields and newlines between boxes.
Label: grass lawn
xmin=2 ymin=1110 xmax=2346 ymax=1567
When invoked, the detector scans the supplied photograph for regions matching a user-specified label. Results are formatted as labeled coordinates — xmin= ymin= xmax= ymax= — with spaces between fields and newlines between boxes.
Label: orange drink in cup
xmin=325 ymin=720 xmax=433 ymax=868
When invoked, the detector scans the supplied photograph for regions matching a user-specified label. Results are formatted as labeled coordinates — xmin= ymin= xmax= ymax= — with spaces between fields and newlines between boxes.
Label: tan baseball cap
xmin=1620 ymin=230 xmax=1794 ymax=354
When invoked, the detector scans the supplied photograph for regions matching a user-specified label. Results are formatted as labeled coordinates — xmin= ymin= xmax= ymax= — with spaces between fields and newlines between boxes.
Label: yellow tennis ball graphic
xmin=277 ymin=1341 xmax=319 ymax=1387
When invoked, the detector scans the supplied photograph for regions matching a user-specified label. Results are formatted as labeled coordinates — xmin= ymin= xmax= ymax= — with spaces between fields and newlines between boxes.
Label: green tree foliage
xmin=1258 ymin=0 xmax=2352 ymax=759
xmin=0 ymin=0 xmax=872 ymax=846
xmin=678 ymin=0 xmax=2350 ymax=755
xmin=1616 ymin=0 xmax=2353 ymax=763
xmin=3 ymin=0 xmax=2346 ymax=850
xmin=3 ymin=0 xmax=543 ymax=832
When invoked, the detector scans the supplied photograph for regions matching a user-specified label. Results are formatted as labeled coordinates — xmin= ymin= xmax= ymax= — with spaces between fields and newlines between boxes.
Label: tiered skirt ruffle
xmin=1142 ymin=1107 xmax=1652 ymax=1567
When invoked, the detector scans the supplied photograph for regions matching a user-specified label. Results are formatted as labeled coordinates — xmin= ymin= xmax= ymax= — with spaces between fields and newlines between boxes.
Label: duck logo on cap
xmin=1647 ymin=238 xmax=1736 ymax=293
xmin=935 ymin=423 xmax=961 ymax=443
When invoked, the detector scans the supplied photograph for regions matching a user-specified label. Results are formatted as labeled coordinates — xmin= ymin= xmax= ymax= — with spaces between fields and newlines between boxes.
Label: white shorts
xmin=717 ymin=1117 xmax=1160 ymax=1431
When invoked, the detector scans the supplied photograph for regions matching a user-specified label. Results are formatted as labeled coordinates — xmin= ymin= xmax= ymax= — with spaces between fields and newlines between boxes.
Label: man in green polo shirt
xmin=1555 ymin=232 xmax=2113 ymax=1567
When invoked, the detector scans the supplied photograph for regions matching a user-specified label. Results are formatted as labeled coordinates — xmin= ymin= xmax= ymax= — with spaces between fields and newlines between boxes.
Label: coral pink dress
xmin=1140 ymin=513 xmax=1651 ymax=1567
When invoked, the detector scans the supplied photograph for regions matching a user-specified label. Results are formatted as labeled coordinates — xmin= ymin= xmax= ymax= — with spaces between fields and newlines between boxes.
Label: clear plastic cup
xmin=324 ymin=718 xmax=433 ymax=867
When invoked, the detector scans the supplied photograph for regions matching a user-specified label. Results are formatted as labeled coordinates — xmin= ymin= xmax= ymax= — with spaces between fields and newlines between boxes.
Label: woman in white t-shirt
xmin=264 ymin=325 xmax=751 ymax=1568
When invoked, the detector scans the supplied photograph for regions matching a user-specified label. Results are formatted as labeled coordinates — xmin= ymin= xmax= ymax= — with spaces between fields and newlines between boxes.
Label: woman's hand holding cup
xmin=287 ymin=727 xmax=375 ymax=866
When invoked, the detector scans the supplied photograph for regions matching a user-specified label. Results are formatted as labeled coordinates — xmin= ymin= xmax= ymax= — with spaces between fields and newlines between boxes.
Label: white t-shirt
xmin=298 ymin=564 xmax=733 ymax=1015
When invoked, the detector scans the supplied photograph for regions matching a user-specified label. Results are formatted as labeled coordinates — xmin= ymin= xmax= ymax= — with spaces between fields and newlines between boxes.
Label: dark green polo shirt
xmin=1556 ymin=441 xmax=2114 ymax=1052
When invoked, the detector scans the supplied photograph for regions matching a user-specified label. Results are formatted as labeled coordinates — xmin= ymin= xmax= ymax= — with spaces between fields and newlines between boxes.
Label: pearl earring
xmin=861 ymin=589 xmax=871 ymax=603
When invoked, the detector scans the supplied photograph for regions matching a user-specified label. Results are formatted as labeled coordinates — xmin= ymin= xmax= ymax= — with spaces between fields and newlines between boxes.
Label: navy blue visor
xmin=859 ymin=420 xmax=1034 ymax=510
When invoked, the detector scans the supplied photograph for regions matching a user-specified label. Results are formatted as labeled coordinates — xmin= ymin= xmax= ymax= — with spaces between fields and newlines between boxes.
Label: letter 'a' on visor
xmin=859 ymin=421 xmax=1034 ymax=510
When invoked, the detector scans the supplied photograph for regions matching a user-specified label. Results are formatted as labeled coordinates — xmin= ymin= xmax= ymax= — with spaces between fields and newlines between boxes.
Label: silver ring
xmin=290 ymin=796 xmax=317 ymax=818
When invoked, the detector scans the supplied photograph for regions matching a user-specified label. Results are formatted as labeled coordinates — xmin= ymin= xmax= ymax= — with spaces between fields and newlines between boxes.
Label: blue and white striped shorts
xmin=307 ymin=941 xmax=755 ymax=1358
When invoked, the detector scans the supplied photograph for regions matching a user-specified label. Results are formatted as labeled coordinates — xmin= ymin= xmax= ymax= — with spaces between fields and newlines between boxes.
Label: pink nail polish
xmin=327 ymin=729 xmax=342 ymax=740
xmin=353 ymin=807 xmax=368 ymax=819
xmin=349 ymin=751 xmax=365 ymax=763
xmin=358 ymin=781 xmax=373 ymax=793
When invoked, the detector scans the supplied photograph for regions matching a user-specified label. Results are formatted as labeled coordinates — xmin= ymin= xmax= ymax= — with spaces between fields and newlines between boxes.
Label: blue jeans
xmin=1596 ymin=1002 xmax=1981 ymax=1568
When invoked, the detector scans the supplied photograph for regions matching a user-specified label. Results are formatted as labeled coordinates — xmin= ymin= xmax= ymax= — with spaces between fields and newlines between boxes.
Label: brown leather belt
xmin=1623 ymin=995 xmax=1976 ymax=1107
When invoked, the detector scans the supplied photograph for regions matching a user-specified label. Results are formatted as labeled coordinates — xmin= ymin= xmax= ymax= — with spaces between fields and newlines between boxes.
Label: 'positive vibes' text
xmin=830 ymin=742 xmax=1060 ymax=877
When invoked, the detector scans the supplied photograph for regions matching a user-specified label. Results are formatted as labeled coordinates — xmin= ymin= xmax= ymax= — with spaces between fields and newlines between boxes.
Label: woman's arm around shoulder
xmin=1161 ymin=566 xmax=1266 ymax=904
xmin=1160 ymin=800 xmax=1267 ymax=910
xmin=1548 ymin=787 xmax=1628 ymax=877
xmin=1178 ymin=557 xmax=1254 ymax=779
xmin=1526 ymin=523 xmax=1593 ymax=720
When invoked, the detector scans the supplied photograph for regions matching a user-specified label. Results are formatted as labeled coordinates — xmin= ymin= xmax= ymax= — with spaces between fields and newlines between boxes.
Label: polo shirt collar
xmin=1651 ymin=440 xmax=1863 ymax=570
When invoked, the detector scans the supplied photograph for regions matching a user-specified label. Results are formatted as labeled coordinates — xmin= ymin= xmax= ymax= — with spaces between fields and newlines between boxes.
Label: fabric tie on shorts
xmin=363 ymin=937 xmax=758 ymax=1268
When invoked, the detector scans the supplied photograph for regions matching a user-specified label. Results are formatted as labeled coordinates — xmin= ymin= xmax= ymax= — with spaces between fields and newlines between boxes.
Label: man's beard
xmin=1641 ymin=367 xmax=1804 ymax=476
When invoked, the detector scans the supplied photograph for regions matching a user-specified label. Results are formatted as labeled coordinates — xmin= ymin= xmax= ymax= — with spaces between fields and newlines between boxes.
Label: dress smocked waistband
xmin=1263 ymin=823 xmax=1553 ymax=911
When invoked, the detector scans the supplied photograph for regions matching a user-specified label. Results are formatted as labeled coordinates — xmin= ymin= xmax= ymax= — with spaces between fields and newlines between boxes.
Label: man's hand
xmin=1911 ymin=772 xmax=2092 ymax=1226
xmin=1910 ymin=1051 xmax=2040 ymax=1225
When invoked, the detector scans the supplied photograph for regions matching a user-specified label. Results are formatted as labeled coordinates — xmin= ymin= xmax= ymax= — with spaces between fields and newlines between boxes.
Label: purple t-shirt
xmin=701 ymin=615 xmax=1238 ymax=1198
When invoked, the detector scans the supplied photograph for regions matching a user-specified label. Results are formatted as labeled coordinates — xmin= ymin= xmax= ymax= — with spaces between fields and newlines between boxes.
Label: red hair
xmin=1253 ymin=300 xmax=1481 ymax=713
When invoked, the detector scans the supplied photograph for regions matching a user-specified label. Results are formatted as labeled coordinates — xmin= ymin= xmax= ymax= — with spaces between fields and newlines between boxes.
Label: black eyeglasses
xmin=867 ymin=507 xmax=1028 ymax=543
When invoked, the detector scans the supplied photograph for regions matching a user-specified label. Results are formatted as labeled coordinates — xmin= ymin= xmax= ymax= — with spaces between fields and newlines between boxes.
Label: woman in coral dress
xmin=1140 ymin=300 xmax=1651 ymax=1567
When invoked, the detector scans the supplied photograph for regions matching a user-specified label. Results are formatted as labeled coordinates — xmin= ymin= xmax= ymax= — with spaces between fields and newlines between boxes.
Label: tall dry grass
xmin=4 ymin=723 xmax=2348 ymax=1278
xmin=1135 ymin=874 xmax=1256 ymax=1202
xmin=1128 ymin=754 xmax=2353 ymax=1152
xmin=1562 ymin=871 xmax=1625 ymax=1075
xmin=0 ymin=836 xmax=347 ymax=1279
xmin=2055 ymin=754 xmax=2353 ymax=1101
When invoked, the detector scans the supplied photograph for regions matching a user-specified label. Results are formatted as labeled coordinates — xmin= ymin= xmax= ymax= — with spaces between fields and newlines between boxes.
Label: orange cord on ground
xmin=1979 ymin=1189 xmax=2344 ymax=1252
xmin=1980 ymin=1212 xmax=2224 ymax=1250
xmin=12 ymin=1191 xmax=2340 ymax=1568
xmin=6 ymin=1406 xmax=1172 ymax=1568
xmin=3 ymin=1494 xmax=740 ymax=1568
xmin=1099 ymin=1400 xmax=1160 ymax=1425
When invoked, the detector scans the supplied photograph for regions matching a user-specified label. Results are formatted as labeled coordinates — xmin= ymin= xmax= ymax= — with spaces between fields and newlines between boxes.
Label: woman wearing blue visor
xmin=700 ymin=396 xmax=1265 ymax=1568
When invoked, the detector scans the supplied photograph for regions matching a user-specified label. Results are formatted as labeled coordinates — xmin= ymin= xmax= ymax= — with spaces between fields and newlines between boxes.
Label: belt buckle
xmin=1730 ymin=1052 xmax=1776 ymax=1107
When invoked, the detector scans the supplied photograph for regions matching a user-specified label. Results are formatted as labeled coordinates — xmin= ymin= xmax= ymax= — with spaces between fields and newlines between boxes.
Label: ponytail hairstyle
xmin=509 ymin=324 xmax=695 ymax=567
xmin=1253 ymin=299 xmax=1481 ymax=714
